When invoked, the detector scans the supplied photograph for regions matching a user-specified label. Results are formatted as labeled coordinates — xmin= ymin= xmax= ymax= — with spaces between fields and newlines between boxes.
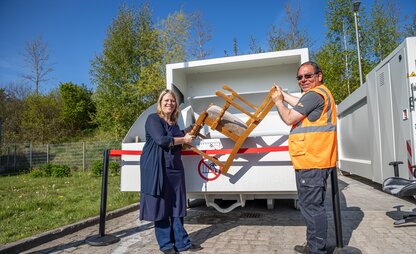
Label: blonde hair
xmin=157 ymin=89 xmax=179 ymax=123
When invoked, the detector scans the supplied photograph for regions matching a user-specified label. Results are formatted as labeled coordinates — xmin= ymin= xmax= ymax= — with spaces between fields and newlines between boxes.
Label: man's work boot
xmin=294 ymin=243 xmax=309 ymax=254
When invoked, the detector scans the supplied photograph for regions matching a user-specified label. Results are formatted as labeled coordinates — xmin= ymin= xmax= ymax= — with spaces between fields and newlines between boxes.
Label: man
xmin=271 ymin=61 xmax=337 ymax=254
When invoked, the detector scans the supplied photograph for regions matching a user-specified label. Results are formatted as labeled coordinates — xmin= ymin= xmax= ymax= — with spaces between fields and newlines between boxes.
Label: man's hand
xmin=271 ymin=83 xmax=304 ymax=126
xmin=271 ymin=84 xmax=284 ymax=104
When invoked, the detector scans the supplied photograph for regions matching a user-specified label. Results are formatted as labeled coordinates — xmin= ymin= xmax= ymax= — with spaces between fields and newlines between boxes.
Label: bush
xmin=29 ymin=169 xmax=46 ymax=178
xmin=109 ymin=161 xmax=120 ymax=176
xmin=29 ymin=163 xmax=72 ymax=178
xmin=90 ymin=160 xmax=120 ymax=176
xmin=51 ymin=165 xmax=71 ymax=177
xmin=40 ymin=163 xmax=53 ymax=176
xmin=90 ymin=160 xmax=103 ymax=176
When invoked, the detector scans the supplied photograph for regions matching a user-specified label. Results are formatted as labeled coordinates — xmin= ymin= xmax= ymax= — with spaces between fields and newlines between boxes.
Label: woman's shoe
xmin=187 ymin=244 xmax=203 ymax=252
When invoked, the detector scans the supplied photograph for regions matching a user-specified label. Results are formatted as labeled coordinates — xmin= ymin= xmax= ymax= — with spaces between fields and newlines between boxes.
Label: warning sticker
xmin=197 ymin=157 xmax=221 ymax=181
xmin=196 ymin=139 xmax=223 ymax=150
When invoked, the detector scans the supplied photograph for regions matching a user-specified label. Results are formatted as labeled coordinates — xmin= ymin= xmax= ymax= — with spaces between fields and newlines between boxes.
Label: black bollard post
xmin=85 ymin=149 xmax=120 ymax=246
xmin=331 ymin=168 xmax=362 ymax=254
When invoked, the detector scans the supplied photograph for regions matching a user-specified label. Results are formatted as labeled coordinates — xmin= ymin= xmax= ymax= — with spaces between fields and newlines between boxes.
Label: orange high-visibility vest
xmin=288 ymin=84 xmax=337 ymax=170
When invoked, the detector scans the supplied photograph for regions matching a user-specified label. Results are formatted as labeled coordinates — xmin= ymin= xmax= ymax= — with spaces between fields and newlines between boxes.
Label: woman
xmin=139 ymin=89 xmax=202 ymax=254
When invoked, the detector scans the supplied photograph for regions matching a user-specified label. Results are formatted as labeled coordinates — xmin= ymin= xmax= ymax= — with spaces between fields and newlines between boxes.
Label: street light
xmin=353 ymin=1 xmax=363 ymax=86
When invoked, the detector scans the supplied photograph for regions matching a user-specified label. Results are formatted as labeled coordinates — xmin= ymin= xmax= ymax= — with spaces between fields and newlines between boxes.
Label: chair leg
xmin=221 ymin=121 xmax=260 ymax=174
xmin=190 ymin=111 xmax=208 ymax=136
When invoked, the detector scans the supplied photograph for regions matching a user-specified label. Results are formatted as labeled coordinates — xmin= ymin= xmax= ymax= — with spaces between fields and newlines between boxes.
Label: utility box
xmin=338 ymin=37 xmax=416 ymax=183
xmin=121 ymin=49 xmax=309 ymax=212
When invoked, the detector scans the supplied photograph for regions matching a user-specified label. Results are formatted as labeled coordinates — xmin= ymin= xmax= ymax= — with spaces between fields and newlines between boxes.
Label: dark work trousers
xmin=295 ymin=168 xmax=333 ymax=254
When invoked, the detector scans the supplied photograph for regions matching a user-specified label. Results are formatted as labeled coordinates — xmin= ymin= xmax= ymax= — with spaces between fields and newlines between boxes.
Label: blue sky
xmin=0 ymin=0 xmax=415 ymax=93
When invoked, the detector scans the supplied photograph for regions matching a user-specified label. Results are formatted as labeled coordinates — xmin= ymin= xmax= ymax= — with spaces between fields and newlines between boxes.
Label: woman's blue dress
xmin=139 ymin=113 xmax=187 ymax=221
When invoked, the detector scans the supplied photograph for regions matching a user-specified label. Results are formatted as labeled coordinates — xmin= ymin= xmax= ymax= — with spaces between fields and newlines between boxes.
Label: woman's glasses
xmin=296 ymin=73 xmax=317 ymax=81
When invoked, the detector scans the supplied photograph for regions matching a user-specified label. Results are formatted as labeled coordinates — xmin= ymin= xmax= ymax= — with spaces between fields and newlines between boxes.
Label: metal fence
xmin=0 ymin=141 xmax=121 ymax=175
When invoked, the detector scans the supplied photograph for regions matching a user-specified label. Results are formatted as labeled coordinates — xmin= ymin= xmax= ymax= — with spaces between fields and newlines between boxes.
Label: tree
xmin=22 ymin=36 xmax=54 ymax=95
xmin=268 ymin=4 xmax=312 ymax=51
xmin=0 ymin=89 xmax=6 ymax=144
xmin=233 ymin=37 xmax=238 ymax=56
xmin=59 ymin=82 xmax=96 ymax=135
xmin=315 ymin=42 xmax=352 ymax=103
xmin=267 ymin=25 xmax=287 ymax=52
xmin=248 ymin=35 xmax=265 ymax=54
xmin=0 ymin=81 xmax=32 ymax=100
xmin=189 ymin=11 xmax=212 ymax=60
xmin=315 ymin=0 xmax=371 ymax=103
xmin=315 ymin=0 xmax=404 ymax=103
xmin=367 ymin=0 xmax=401 ymax=64
xmin=90 ymin=2 xmax=164 ymax=139
xmin=159 ymin=9 xmax=192 ymax=64
xmin=0 ymin=82 xmax=31 ymax=143
xmin=404 ymin=14 xmax=416 ymax=37
xmin=20 ymin=92 xmax=64 ymax=144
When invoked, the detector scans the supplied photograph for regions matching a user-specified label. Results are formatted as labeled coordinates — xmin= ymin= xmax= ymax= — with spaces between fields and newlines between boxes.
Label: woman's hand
xmin=183 ymin=133 xmax=195 ymax=145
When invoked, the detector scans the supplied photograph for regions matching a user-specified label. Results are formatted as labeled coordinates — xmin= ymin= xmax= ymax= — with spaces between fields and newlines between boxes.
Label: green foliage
xmin=0 ymin=83 xmax=31 ymax=143
xmin=39 ymin=163 xmax=53 ymax=176
xmin=233 ymin=37 xmax=238 ymax=56
xmin=28 ymin=169 xmax=45 ymax=178
xmin=90 ymin=159 xmax=103 ymax=176
xmin=159 ymin=9 xmax=192 ymax=64
xmin=268 ymin=25 xmax=290 ymax=51
xmin=315 ymin=42 xmax=353 ymax=104
xmin=29 ymin=163 xmax=72 ymax=178
xmin=90 ymin=159 xmax=120 ymax=177
xmin=20 ymin=92 xmax=64 ymax=143
xmin=404 ymin=15 xmax=416 ymax=37
xmin=59 ymin=82 xmax=96 ymax=134
xmin=51 ymin=165 xmax=71 ymax=177
xmin=90 ymin=2 xmax=164 ymax=139
xmin=315 ymin=0 xmax=361 ymax=102
xmin=314 ymin=0 xmax=400 ymax=102
xmin=109 ymin=161 xmax=120 ymax=176
xmin=367 ymin=0 xmax=401 ymax=64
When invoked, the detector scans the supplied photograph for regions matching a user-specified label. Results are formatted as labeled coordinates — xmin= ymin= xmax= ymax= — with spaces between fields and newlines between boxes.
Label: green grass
xmin=0 ymin=172 xmax=140 ymax=244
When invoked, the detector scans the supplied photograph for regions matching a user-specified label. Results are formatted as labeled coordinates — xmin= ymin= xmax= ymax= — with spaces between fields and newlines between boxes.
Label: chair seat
xmin=206 ymin=105 xmax=247 ymax=137
xmin=382 ymin=177 xmax=416 ymax=197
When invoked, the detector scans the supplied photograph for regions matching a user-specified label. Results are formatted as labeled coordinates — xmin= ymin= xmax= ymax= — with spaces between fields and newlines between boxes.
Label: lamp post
xmin=353 ymin=1 xmax=363 ymax=86
xmin=343 ymin=20 xmax=351 ymax=95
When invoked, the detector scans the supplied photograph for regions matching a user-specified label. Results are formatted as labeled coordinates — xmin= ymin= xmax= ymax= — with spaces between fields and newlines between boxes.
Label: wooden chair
xmin=186 ymin=85 xmax=277 ymax=174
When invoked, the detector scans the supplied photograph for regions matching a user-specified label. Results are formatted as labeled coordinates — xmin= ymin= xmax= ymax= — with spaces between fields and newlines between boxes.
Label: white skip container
xmin=121 ymin=48 xmax=309 ymax=212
